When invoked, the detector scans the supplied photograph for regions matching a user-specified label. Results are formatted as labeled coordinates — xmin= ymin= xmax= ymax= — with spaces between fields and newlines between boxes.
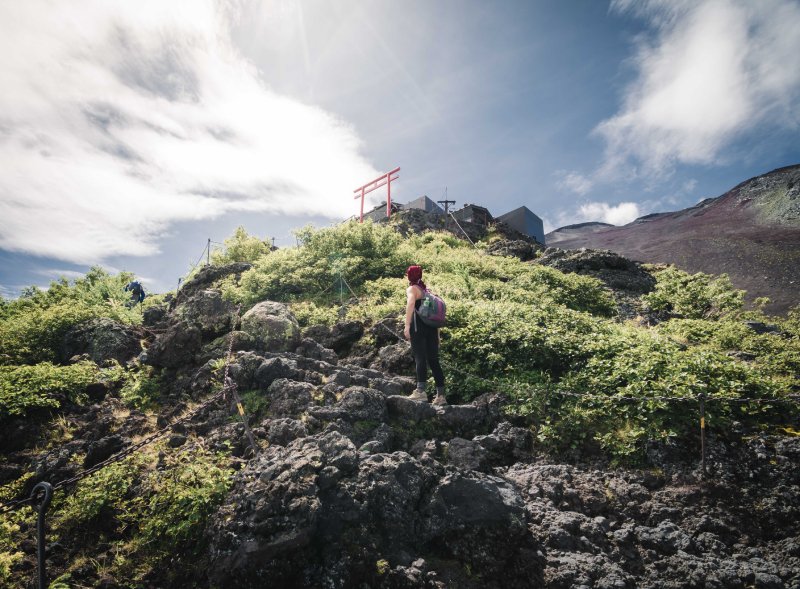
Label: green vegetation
xmin=118 ymin=363 xmax=162 ymax=410
xmin=49 ymin=444 xmax=232 ymax=585
xmin=0 ymin=361 xmax=102 ymax=418
xmin=211 ymin=225 xmax=272 ymax=265
xmin=642 ymin=266 xmax=745 ymax=319
xmin=0 ymin=267 xmax=143 ymax=365
xmin=0 ymin=220 xmax=798 ymax=585
xmin=224 ymin=221 xmax=797 ymax=460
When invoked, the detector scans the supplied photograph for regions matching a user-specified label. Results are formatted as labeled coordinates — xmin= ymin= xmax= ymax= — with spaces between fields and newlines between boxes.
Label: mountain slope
xmin=546 ymin=164 xmax=800 ymax=315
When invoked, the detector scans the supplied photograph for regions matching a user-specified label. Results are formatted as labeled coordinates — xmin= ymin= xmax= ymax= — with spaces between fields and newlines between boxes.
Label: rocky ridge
xmin=2 ymin=261 xmax=799 ymax=588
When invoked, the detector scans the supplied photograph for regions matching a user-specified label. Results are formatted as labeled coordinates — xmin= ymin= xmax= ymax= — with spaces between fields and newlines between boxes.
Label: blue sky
xmin=1 ymin=0 xmax=799 ymax=296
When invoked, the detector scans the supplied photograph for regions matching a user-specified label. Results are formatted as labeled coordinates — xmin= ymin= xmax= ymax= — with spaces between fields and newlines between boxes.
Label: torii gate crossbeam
xmin=353 ymin=167 xmax=400 ymax=223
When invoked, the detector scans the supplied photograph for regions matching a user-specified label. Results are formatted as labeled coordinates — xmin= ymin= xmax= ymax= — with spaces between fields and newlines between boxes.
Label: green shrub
xmin=290 ymin=301 xmax=339 ymax=327
xmin=134 ymin=446 xmax=232 ymax=550
xmin=53 ymin=454 xmax=144 ymax=534
xmin=0 ymin=267 xmax=142 ymax=365
xmin=643 ymin=267 xmax=745 ymax=319
xmin=43 ymin=444 xmax=232 ymax=586
xmin=118 ymin=364 xmax=162 ymax=410
xmin=0 ymin=361 xmax=101 ymax=418
xmin=211 ymin=226 xmax=272 ymax=265
xmin=229 ymin=221 xmax=406 ymax=305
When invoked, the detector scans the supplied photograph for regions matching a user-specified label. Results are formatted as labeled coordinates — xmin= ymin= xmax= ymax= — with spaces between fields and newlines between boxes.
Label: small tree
xmin=211 ymin=227 xmax=271 ymax=265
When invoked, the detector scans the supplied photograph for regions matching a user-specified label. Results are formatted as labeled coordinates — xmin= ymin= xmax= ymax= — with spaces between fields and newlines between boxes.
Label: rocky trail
xmin=2 ymin=262 xmax=799 ymax=589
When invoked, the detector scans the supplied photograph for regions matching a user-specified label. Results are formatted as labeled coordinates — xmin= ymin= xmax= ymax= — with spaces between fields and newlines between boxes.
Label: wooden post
xmin=700 ymin=393 xmax=707 ymax=478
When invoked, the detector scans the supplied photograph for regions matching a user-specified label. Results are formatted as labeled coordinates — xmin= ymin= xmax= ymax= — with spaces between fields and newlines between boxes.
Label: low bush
xmin=0 ymin=361 xmax=101 ymax=418
xmin=0 ymin=267 xmax=142 ymax=365
xmin=643 ymin=267 xmax=745 ymax=319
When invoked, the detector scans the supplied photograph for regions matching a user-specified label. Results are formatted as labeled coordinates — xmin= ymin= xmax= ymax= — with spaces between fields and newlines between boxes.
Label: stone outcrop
xmin=241 ymin=301 xmax=301 ymax=352
xmin=207 ymin=431 xmax=544 ymax=588
xmin=175 ymin=262 xmax=252 ymax=300
xmin=59 ymin=318 xmax=141 ymax=364
xmin=535 ymin=247 xmax=656 ymax=294
xmin=486 ymin=239 xmax=543 ymax=261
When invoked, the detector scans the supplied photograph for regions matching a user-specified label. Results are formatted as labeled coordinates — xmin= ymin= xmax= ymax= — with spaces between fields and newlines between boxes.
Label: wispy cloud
xmin=0 ymin=1 xmax=378 ymax=264
xmin=555 ymin=170 xmax=593 ymax=196
xmin=34 ymin=269 xmax=87 ymax=281
xmin=597 ymin=0 xmax=800 ymax=179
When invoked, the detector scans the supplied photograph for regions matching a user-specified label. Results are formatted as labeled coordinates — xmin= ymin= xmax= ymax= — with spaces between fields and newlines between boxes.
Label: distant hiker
xmin=404 ymin=265 xmax=447 ymax=405
xmin=124 ymin=280 xmax=146 ymax=308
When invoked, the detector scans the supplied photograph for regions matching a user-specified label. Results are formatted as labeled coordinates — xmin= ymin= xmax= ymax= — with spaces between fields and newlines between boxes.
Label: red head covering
xmin=406 ymin=265 xmax=426 ymax=289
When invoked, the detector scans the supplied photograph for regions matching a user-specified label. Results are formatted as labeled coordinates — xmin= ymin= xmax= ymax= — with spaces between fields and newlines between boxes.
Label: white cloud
xmin=0 ymin=1 xmax=378 ymax=264
xmin=556 ymin=171 xmax=593 ymax=196
xmin=598 ymin=0 xmax=800 ymax=178
xmin=547 ymin=201 xmax=641 ymax=231
xmin=577 ymin=202 xmax=641 ymax=226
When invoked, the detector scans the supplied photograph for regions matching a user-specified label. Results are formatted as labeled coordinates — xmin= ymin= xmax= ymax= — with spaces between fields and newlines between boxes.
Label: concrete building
xmin=451 ymin=204 xmax=493 ymax=225
xmin=406 ymin=195 xmax=444 ymax=214
xmin=497 ymin=206 xmax=546 ymax=245
xmin=362 ymin=201 xmax=403 ymax=222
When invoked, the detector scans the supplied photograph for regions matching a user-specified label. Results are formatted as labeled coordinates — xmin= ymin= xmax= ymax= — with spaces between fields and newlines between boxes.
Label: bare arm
xmin=403 ymin=286 xmax=419 ymax=340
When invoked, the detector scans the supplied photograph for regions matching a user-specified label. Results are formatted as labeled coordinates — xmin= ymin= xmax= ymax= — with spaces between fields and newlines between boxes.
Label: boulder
xmin=386 ymin=395 xmax=437 ymax=422
xmin=142 ymin=304 xmax=169 ymax=329
xmin=327 ymin=321 xmax=365 ymax=354
xmin=176 ymin=289 xmax=238 ymax=338
xmin=370 ymin=318 xmax=404 ymax=347
xmin=143 ymin=321 xmax=202 ymax=368
xmin=254 ymin=357 xmax=303 ymax=389
xmin=267 ymin=378 xmax=316 ymax=418
xmin=446 ymin=437 xmax=490 ymax=472
xmin=241 ymin=302 xmax=301 ymax=352
xmin=303 ymin=321 xmax=364 ymax=354
xmin=176 ymin=262 xmax=252 ymax=300
xmin=266 ymin=418 xmax=308 ymax=446
xmin=336 ymin=386 xmax=387 ymax=422
xmin=473 ymin=421 xmax=533 ymax=466
xmin=370 ymin=342 xmax=413 ymax=374
xmin=60 ymin=318 xmax=141 ymax=364
xmin=294 ymin=338 xmax=338 ymax=365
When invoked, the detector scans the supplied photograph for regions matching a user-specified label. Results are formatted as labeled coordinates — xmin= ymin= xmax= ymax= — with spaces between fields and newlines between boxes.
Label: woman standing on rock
xmin=403 ymin=265 xmax=447 ymax=405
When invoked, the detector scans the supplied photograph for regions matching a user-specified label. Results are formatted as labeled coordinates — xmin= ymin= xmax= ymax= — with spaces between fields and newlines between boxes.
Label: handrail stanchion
xmin=31 ymin=481 xmax=53 ymax=589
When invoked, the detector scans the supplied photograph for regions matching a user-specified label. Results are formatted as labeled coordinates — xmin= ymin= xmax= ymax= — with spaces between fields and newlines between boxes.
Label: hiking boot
xmin=407 ymin=389 xmax=428 ymax=402
xmin=432 ymin=393 xmax=448 ymax=406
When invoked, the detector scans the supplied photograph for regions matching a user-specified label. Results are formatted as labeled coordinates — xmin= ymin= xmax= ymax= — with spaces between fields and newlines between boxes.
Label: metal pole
xmin=225 ymin=378 xmax=257 ymax=457
xmin=207 ymin=238 xmax=211 ymax=266
xmin=700 ymin=393 xmax=707 ymax=478
xmin=31 ymin=481 xmax=53 ymax=589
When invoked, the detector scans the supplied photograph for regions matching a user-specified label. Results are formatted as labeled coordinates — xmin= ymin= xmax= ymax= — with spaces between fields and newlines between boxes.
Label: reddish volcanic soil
xmin=547 ymin=165 xmax=800 ymax=315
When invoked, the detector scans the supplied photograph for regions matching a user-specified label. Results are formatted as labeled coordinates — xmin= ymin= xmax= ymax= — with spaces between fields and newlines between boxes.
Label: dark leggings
xmin=410 ymin=318 xmax=445 ymax=387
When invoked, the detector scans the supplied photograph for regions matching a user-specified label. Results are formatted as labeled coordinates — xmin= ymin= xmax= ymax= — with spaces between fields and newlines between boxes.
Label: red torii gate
xmin=353 ymin=167 xmax=400 ymax=223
